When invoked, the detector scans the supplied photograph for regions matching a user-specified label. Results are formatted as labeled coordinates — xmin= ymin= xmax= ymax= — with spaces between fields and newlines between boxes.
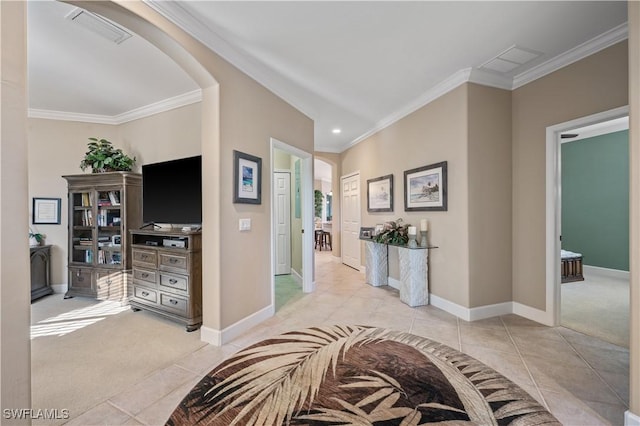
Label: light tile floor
xmin=69 ymin=251 xmax=629 ymax=425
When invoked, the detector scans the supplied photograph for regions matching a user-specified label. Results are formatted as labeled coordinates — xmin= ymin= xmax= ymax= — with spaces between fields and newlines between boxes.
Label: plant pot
xmin=29 ymin=237 xmax=40 ymax=247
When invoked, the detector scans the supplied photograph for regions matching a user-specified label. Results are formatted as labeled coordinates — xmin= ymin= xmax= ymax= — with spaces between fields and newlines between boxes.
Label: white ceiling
xmin=28 ymin=1 xmax=628 ymax=153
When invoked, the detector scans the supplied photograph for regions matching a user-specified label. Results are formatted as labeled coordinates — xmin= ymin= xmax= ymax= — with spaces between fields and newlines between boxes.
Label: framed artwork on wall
xmin=233 ymin=150 xmax=262 ymax=204
xmin=404 ymin=161 xmax=447 ymax=211
xmin=367 ymin=174 xmax=393 ymax=212
xmin=32 ymin=197 xmax=61 ymax=224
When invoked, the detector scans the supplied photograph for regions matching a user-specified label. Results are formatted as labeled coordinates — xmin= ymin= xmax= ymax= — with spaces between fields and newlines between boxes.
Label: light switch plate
xmin=239 ymin=218 xmax=251 ymax=231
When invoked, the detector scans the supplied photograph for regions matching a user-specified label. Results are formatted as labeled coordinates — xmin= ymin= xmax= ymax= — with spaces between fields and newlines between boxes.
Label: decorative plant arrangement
xmin=373 ymin=218 xmax=411 ymax=246
xmin=314 ymin=190 xmax=324 ymax=217
xmin=29 ymin=227 xmax=44 ymax=247
xmin=80 ymin=138 xmax=136 ymax=173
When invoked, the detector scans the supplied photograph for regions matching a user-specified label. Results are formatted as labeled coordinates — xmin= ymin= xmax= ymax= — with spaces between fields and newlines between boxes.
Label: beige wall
xmin=341 ymin=85 xmax=470 ymax=306
xmin=0 ymin=0 xmax=31 ymax=415
xmin=512 ymin=41 xmax=628 ymax=309
xmin=467 ymin=84 xmax=512 ymax=307
xmin=27 ymin=103 xmax=202 ymax=287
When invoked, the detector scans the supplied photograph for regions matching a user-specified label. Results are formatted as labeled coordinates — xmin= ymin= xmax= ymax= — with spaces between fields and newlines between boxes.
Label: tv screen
xmin=142 ymin=156 xmax=202 ymax=225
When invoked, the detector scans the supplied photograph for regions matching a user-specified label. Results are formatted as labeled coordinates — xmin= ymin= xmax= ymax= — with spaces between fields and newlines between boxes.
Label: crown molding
xmin=28 ymin=90 xmax=202 ymax=125
xmin=343 ymin=68 xmax=473 ymax=151
xmin=512 ymin=22 xmax=628 ymax=89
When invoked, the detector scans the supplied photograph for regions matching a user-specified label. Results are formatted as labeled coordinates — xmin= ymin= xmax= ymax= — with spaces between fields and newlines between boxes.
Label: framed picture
xmin=404 ymin=161 xmax=448 ymax=211
xmin=111 ymin=235 xmax=121 ymax=246
xmin=374 ymin=224 xmax=384 ymax=236
xmin=233 ymin=150 xmax=262 ymax=204
xmin=359 ymin=227 xmax=375 ymax=239
xmin=367 ymin=174 xmax=393 ymax=212
xmin=32 ymin=197 xmax=61 ymax=224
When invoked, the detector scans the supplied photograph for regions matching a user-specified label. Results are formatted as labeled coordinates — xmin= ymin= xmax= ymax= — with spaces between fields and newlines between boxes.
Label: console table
xmin=362 ymin=239 xmax=433 ymax=307
xmin=30 ymin=245 xmax=53 ymax=302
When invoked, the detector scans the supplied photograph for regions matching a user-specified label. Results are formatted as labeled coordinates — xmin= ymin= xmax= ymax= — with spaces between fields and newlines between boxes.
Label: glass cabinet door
xmin=70 ymin=191 xmax=94 ymax=265
xmin=96 ymin=190 xmax=122 ymax=267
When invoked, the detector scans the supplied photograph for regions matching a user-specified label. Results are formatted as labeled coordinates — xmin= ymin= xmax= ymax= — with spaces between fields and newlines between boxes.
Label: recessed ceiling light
xmin=332 ymin=128 xmax=341 ymax=134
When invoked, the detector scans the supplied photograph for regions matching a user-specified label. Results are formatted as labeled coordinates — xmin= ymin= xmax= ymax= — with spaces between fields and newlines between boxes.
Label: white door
xmin=341 ymin=173 xmax=361 ymax=269
xmin=274 ymin=172 xmax=291 ymax=275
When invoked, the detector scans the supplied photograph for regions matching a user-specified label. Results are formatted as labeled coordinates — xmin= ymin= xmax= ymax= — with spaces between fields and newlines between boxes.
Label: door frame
xmin=270 ymin=138 xmax=314 ymax=308
xmin=340 ymin=171 xmax=361 ymax=270
xmin=545 ymin=105 xmax=629 ymax=326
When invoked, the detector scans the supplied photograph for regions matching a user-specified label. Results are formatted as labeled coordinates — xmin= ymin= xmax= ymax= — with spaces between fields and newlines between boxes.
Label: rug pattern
xmin=168 ymin=325 xmax=560 ymax=425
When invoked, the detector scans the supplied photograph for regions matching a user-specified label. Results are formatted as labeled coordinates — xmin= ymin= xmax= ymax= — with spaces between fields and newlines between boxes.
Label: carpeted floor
xmin=31 ymin=294 xmax=207 ymax=425
xmin=168 ymin=325 xmax=560 ymax=425
xmin=561 ymin=273 xmax=629 ymax=348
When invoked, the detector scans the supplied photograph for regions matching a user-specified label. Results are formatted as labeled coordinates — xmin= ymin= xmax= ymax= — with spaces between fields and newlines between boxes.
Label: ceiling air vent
xmin=65 ymin=8 xmax=132 ymax=45
xmin=479 ymin=45 xmax=542 ymax=74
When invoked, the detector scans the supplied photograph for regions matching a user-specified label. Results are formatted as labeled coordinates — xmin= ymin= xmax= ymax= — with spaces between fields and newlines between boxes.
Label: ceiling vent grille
xmin=479 ymin=45 xmax=542 ymax=74
xmin=65 ymin=8 xmax=132 ymax=45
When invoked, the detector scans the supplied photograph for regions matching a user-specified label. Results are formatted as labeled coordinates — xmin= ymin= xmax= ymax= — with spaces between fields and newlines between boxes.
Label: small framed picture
xmin=111 ymin=235 xmax=121 ymax=246
xmin=32 ymin=197 xmax=61 ymax=225
xmin=359 ymin=227 xmax=374 ymax=239
xmin=404 ymin=161 xmax=448 ymax=211
xmin=367 ymin=174 xmax=393 ymax=212
xmin=233 ymin=150 xmax=262 ymax=204
xmin=374 ymin=224 xmax=384 ymax=236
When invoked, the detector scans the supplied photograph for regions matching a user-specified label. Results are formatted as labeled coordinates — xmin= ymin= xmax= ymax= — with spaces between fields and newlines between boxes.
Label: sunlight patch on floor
xmin=31 ymin=301 xmax=129 ymax=339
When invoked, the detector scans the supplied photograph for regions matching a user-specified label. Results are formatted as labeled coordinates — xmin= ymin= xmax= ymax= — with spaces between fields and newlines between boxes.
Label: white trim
xmin=200 ymin=304 xmax=275 ymax=346
xmin=545 ymin=106 xmax=629 ymax=327
xmin=200 ymin=325 xmax=222 ymax=346
xmin=50 ymin=283 xmax=68 ymax=294
xmin=430 ymin=294 xmax=473 ymax=321
xmin=388 ymin=277 xmax=401 ymax=291
xmin=513 ymin=23 xmax=628 ymax=89
xmin=625 ymin=410 xmax=640 ymax=426
xmin=27 ymin=89 xmax=202 ymax=125
xmin=583 ymin=265 xmax=630 ymax=280
xmin=512 ymin=302 xmax=554 ymax=327
xmin=561 ymin=116 xmax=629 ymax=143
xmin=291 ymin=268 xmax=303 ymax=284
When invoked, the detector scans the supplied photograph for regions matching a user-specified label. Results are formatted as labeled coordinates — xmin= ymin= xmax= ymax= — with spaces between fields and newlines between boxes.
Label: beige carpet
xmin=31 ymin=294 xmax=207 ymax=425
xmin=561 ymin=273 xmax=629 ymax=348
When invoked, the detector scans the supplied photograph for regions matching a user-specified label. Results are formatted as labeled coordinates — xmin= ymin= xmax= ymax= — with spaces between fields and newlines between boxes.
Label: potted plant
xmin=373 ymin=218 xmax=411 ymax=246
xmin=80 ymin=138 xmax=136 ymax=173
xmin=29 ymin=228 xmax=44 ymax=247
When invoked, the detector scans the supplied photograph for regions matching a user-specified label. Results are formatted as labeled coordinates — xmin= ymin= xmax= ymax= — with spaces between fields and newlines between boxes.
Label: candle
xmin=408 ymin=226 xmax=417 ymax=235
xmin=420 ymin=219 xmax=428 ymax=231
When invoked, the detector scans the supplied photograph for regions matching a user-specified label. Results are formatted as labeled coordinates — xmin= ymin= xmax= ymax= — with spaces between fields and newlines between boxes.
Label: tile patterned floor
xmin=68 ymin=251 xmax=629 ymax=425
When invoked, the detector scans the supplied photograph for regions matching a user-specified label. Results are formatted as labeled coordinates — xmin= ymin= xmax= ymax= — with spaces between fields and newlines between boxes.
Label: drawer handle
xmin=169 ymin=258 xmax=179 ymax=264
xmin=169 ymin=299 xmax=178 ymax=305
xmin=141 ymin=291 xmax=149 ymax=297
xmin=141 ymin=273 xmax=149 ymax=278
xmin=78 ymin=276 xmax=84 ymax=282
xmin=141 ymin=254 xmax=149 ymax=260
xmin=169 ymin=278 xmax=178 ymax=285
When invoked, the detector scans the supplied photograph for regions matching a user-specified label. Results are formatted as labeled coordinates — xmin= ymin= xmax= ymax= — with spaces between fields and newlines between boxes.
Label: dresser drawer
xmin=160 ymin=293 xmax=187 ymax=315
xmin=132 ymin=249 xmax=157 ymax=268
xmin=133 ymin=268 xmax=157 ymax=285
xmin=134 ymin=286 xmax=157 ymax=303
xmin=159 ymin=252 xmax=189 ymax=272
xmin=159 ymin=272 xmax=188 ymax=293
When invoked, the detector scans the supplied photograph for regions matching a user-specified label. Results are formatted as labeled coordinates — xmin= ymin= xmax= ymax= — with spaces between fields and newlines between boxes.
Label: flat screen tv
xmin=142 ymin=155 xmax=202 ymax=225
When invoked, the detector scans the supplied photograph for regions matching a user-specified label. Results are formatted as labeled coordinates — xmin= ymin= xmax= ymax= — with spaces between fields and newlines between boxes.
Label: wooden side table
xmin=31 ymin=245 xmax=53 ymax=302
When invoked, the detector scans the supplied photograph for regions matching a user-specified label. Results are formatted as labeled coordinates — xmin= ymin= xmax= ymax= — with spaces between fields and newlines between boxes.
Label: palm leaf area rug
xmin=167 ymin=325 xmax=560 ymax=425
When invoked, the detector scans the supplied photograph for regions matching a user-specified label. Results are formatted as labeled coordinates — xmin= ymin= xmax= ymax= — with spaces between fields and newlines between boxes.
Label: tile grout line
xmin=499 ymin=316 xmax=550 ymax=411
xmin=556 ymin=330 xmax=629 ymax=408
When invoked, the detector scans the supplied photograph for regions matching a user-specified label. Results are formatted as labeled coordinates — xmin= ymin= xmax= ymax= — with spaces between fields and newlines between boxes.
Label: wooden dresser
xmin=129 ymin=229 xmax=202 ymax=331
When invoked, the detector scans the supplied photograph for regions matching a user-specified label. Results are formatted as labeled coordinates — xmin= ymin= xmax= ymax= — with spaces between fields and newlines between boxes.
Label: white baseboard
xmin=388 ymin=277 xmax=401 ymax=290
xmin=583 ymin=264 xmax=629 ymax=280
xmin=512 ymin=302 xmax=554 ymax=326
xmin=291 ymin=269 xmax=303 ymax=284
xmin=626 ymin=410 xmax=640 ymax=426
xmin=51 ymin=283 xmax=68 ymax=294
xmin=200 ymin=304 xmax=275 ymax=346
xmin=430 ymin=295 xmax=553 ymax=326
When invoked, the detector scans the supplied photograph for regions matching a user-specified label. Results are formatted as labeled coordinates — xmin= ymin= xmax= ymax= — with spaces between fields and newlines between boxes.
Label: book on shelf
xmin=81 ymin=193 xmax=91 ymax=207
xmin=97 ymin=192 xmax=112 ymax=207
xmin=108 ymin=191 xmax=121 ymax=206
xmin=85 ymin=250 xmax=93 ymax=263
